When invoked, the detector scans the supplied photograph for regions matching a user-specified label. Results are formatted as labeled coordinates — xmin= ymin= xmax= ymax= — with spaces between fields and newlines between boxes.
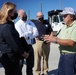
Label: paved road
xmin=0 ymin=43 xmax=60 ymax=75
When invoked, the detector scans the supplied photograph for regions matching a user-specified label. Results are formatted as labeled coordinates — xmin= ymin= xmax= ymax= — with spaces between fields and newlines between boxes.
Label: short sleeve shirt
xmin=58 ymin=20 xmax=76 ymax=53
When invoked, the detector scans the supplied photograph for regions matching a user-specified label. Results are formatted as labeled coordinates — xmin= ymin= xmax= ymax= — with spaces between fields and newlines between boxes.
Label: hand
xmin=22 ymin=52 xmax=29 ymax=59
xmin=42 ymin=35 xmax=50 ymax=43
xmin=43 ymin=35 xmax=55 ymax=43
xmin=42 ymin=35 xmax=49 ymax=43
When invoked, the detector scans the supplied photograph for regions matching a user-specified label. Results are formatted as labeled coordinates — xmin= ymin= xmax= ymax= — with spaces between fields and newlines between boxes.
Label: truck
xmin=48 ymin=10 xmax=64 ymax=36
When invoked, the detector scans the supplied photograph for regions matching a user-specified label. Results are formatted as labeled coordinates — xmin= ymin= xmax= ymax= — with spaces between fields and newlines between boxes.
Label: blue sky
xmin=0 ymin=0 xmax=76 ymax=20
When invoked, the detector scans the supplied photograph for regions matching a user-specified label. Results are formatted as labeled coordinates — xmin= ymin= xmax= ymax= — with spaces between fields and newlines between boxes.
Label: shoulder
xmin=60 ymin=25 xmax=66 ymax=32
xmin=34 ymin=20 xmax=39 ymax=25
xmin=16 ymin=19 xmax=24 ymax=24
xmin=73 ymin=20 xmax=76 ymax=26
xmin=0 ymin=24 xmax=10 ymax=32
xmin=0 ymin=24 xmax=7 ymax=28
xmin=15 ymin=19 xmax=23 ymax=27
xmin=26 ymin=20 xmax=33 ymax=24
xmin=26 ymin=20 xmax=35 ymax=26
xmin=43 ymin=20 xmax=50 ymax=25
xmin=15 ymin=19 xmax=21 ymax=24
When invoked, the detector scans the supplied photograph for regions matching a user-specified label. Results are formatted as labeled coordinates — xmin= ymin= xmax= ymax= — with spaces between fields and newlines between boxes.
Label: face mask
xmin=22 ymin=15 xmax=27 ymax=21
xmin=11 ymin=12 xmax=18 ymax=20
xmin=38 ymin=17 xmax=44 ymax=21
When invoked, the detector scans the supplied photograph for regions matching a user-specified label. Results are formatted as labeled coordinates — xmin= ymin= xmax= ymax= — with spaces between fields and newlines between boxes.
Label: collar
xmin=66 ymin=20 xmax=76 ymax=28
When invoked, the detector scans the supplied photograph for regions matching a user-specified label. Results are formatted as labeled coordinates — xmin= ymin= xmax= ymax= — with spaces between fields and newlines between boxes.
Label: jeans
xmin=58 ymin=53 xmax=76 ymax=75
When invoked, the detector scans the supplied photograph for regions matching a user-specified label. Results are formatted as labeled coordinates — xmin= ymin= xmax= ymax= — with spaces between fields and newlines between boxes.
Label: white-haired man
xmin=43 ymin=7 xmax=76 ymax=75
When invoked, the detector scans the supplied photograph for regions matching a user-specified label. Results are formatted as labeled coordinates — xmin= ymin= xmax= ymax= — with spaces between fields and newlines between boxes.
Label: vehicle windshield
xmin=59 ymin=15 xmax=63 ymax=22
xmin=53 ymin=15 xmax=59 ymax=23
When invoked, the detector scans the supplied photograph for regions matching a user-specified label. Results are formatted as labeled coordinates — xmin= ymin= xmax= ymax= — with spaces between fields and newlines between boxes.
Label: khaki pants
xmin=33 ymin=40 xmax=50 ymax=75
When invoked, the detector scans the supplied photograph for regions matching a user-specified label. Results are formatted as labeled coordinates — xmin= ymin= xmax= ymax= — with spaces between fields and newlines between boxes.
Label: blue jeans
xmin=58 ymin=53 xmax=76 ymax=75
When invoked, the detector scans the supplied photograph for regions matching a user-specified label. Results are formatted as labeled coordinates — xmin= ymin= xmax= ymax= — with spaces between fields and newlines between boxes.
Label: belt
xmin=61 ymin=52 xmax=69 ymax=55
xmin=35 ymin=37 xmax=44 ymax=41
xmin=38 ymin=38 xmax=44 ymax=41
xmin=61 ymin=52 xmax=76 ymax=55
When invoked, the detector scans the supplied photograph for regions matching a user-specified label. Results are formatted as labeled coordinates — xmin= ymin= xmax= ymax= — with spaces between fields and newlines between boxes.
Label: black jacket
xmin=0 ymin=21 xmax=27 ymax=55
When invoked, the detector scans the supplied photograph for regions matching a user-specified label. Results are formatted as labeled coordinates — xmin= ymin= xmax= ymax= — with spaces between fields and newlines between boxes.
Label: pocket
xmin=7 ymin=52 xmax=23 ymax=62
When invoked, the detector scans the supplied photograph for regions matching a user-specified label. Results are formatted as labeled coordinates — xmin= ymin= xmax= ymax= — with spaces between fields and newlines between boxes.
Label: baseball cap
xmin=60 ymin=7 xmax=75 ymax=15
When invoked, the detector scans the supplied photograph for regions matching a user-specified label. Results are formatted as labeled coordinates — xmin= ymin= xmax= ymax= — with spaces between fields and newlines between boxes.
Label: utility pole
xmin=41 ymin=3 xmax=42 ymax=12
xmin=60 ymin=0 xmax=62 ymax=9
xmin=28 ymin=10 xmax=30 ymax=20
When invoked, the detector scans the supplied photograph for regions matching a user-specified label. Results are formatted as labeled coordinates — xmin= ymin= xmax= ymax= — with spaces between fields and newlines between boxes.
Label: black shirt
xmin=34 ymin=20 xmax=53 ymax=39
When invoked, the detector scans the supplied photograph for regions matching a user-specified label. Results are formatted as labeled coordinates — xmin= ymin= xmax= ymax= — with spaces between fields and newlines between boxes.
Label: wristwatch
xmin=54 ymin=37 xmax=57 ymax=43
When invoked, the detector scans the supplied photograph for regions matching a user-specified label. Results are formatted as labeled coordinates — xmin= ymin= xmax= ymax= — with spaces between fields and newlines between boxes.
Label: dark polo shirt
xmin=34 ymin=20 xmax=53 ymax=39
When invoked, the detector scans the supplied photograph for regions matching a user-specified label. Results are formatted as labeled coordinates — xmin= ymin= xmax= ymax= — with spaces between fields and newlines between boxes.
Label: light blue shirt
xmin=15 ymin=19 xmax=38 ymax=44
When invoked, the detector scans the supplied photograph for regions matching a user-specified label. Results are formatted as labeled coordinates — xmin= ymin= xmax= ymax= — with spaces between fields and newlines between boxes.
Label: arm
xmin=20 ymin=37 xmax=29 ymax=52
xmin=27 ymin=21 xmax=39 ymax=39
xmin=53 ymin=36 xmax=75 ymax=46
xmin=32 ymin=23 xmax=39 ymax=38
xmin=3 ymin=25 xmax=29 ymax=58
xmin=43 ymin=24 xmax=76 ymax=46
xmin=56 ymin=26 xmax=76 ymax=46
xmin=15 ymin=22 xmax=29 ymax=39
xmin=43 ymin=32 xmax=76 ymax=46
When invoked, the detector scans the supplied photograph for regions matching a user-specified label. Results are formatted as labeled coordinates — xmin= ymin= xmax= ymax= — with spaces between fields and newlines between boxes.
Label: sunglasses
xmin=63 ymin=14 xmax=68 ymax=18
xmin=37 ymin=15 xmax=44 ymax=17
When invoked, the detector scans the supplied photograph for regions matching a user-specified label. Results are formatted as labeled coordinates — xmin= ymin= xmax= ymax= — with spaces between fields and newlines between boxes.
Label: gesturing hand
xmin=42 ymin=34 xmax=55 ymax=43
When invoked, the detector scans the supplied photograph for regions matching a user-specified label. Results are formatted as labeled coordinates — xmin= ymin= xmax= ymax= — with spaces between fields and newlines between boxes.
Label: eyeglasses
xmin=63 ymin=14 xmax=68 ymax=18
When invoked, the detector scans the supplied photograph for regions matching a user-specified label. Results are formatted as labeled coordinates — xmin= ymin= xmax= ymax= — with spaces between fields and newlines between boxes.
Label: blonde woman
xmin=0 ymin=2 xmax=29 ymax=75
